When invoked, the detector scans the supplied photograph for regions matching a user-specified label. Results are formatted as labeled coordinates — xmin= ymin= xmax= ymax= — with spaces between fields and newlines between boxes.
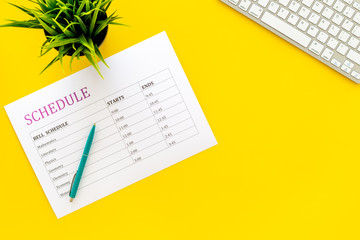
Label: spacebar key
xmin=261 ymin=12 xmax=311 ymax=48
xmin=347 ymin=50 xmax=360 ymax=65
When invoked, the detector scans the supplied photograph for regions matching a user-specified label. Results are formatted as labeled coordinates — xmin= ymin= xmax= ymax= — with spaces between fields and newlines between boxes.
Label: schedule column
xmin=140 ymin=69 xmax=199 ymax=149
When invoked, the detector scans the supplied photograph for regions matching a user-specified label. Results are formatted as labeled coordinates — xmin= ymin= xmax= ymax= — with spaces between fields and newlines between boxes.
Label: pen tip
xmin=70 ymin=198 xmax=73 ymax=203
xmin=94 ymin=123 xmax=96 ymax=126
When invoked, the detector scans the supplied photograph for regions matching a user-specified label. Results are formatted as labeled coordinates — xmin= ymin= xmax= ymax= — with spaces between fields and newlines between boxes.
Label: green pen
xmin=69 ymin=124 xmax=96 ymax=202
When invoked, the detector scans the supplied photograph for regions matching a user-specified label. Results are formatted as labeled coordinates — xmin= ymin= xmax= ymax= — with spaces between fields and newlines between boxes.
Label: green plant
xmin=0 ymin=0 xmax=124 ymax=78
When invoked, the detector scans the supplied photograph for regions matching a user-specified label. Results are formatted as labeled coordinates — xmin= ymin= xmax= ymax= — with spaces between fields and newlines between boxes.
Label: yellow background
xmin=1 ymin=0 xmax=360 ymax=239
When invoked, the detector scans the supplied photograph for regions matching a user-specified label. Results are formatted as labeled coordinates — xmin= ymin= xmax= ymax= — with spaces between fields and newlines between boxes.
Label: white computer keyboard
xmin=221 ymin=0 xmax=360 ymax=83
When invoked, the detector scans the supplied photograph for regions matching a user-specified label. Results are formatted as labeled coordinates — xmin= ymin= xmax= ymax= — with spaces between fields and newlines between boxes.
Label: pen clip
xmin=69 ymin=172 xmax=77 ymax=196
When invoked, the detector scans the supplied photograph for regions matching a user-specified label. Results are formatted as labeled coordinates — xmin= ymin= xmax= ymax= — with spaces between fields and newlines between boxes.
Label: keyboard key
xmin=239 ymin=0 xmax=251 ymax=11
xmin=319 ymin=19 xmax=330 ymax=30
xmin=299 ymin=7 xmax=310 ymax=18
xmin=344 ymin=60 xmax=354 ymax=68
xmin=278 ymin=8 xmax=290 ymax=19
xmin=287 ymin=14 xmax=299 ymax=25
xmin=348 ymin=37 xmax=360 ymax=48
xmin=351 ymin=71 xmax=360 ymax=79
xmin=341 ymin=65 xmax=351 ymax=73
xmin=347 ymin=49 xmax=360 ymax=65
xmin=328 ymin=25 xmax=340 ymax=36
xmin=258 ymin=0 xmax=270 ymax=7
xmin=354 ymin=2 xmax=360 ymax=10
xmin=312 ymin=1 xmax=324 ymax=13
xmin=309 ymin=13 xmax=320 ymax=24
xmin=342 ymin=19 xmax=354 ymax=31
xmin=337 ymin=43 xmax=349 ymax=55
xmin=322 ymin=7 xmax=334 ymax=19
xmin=268 ymin=2 xmax=280 ymax=13
xmin=338 ymin=31 xmax=350 ymax=42
xmin=309 ymin=40 xmax=324 ymax=55
xmin=289 ymin=1 xmax=301 ymax=12
xmin=297 ymin=19 xmax=310 ymax=31
xmin=279 ymin=0 xmax=290 ymax=6
xmin=331 ymin=58 xmax=341 ymax=67
xmin=333 ymin=0 xmax=345 ymax=12
xmin=353 ymin=12 xmax=360 ymax=24
xmin=229 ymin=0 xmax=240 ymax=4
xmin=332 ymin=13 xmax=344 ymax=25
xmin=249 ymin=4 xmax=264 ymax=18
xmin=321 ymin=48 xmax=334 ymax=60
xmin=317 ymin=32 xmax=329 ymax=43
xmin=323 ymin=0 xmax=335 ymax=6
xmin=327 ymin=37 xmax=339 ymax=49
xmin=307 ymin=26 xmax=319 ymax=37
xmin=343 ymin=6 xmax=355 ymax=18
xmin=343 ymin=0 xmax=353 ymax=4
xmin=261 ymin=12 xmax=312 ymax=47
xmin=302 ymin=0 xmax=314 ymax=7
xmin=352 ymin=25 xmax=360 ymax=37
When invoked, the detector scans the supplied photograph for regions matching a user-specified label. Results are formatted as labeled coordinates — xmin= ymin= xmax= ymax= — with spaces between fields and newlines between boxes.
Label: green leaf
xmin=74 ymin=15 xmax=88 ymax=34
xmin=58 ymin=46 xmax=64 ymax=71
xmin=108 ymin=22 xmax=127 ymax=26
xmin=70 ymin=45 xmax=85 ymax=70
xmin=80 ymin=8 xmax=103 ymax=17
xmin=56 ymin=1 xmax=72 ymax=19
xmin=44 ymin=37 xmax=79 ymax=49
xmin=100 ymin=0 xmax=111 ymax=6
xmin=89 ymin=0 xmax=102 ymax=36
xmin=40 ymin=38 xmax=52 ymax=56
xmin=93 ymin=10 xmax=115 ymax=36
xmin=8 ymin=3 xmax=36 ymax=17
xmin=64 ymin=18 xmax=77 ymax=32
xmin=103 ymin=0 xmax=114 ymax=11
xmin=33 ymin=12 xmax=58 ymax=35
xmin=58 ymin=45 xmax=72 ymax=71
xmin=52 ymin=17 xmax=75 ymax=37
xmin=33 ymin=0 xmax=48 ymax=12
xmin=46 ymin=33 xmax=67 ymax=41
xmin=88 ymin=39 xmax=99 ymax=68
xmin=39 ymin=14 xmax=56 ymax=26
xmin=76 ymin=0 xmax=86 ymax=15
xmin=40 ymin=55 xmax=59 ymax=74
xmin=46 ymin=0 xmax=58 ymax=9
xmin=95 ymin=12 xmax=126 ymax=32
xmin=63 ymin=22 xmax=79 ymax=33
xmin=84 ymin=50 xmax=103 ymax=79
xmin=85 ymin=0 xmax=90 ymax=12
xmin=43 ymin=7 xmax=61 ymax=16
xmin=0 ymin=20 xmax=42 ymax=29
xmin=94 ymin=44 xmax=109 ymax=68
xmin=78 ymin=34 xmax=94 ymax=51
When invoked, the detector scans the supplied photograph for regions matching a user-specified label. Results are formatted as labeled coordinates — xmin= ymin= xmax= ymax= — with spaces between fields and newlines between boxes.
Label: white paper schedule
xmin=5 ymin=32 xmax=217 ymax=218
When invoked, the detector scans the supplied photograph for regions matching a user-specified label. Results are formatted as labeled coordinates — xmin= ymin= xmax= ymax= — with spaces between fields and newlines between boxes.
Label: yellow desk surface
xmin=1 ymin=0 xmax=360 ymax=239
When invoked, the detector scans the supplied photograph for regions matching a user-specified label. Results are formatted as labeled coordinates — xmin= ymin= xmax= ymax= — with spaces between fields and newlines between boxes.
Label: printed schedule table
xmin=5 ymin=32 xmax=216 ymax=218
xmin=30 ymin=69 xmax=199 ymax=198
